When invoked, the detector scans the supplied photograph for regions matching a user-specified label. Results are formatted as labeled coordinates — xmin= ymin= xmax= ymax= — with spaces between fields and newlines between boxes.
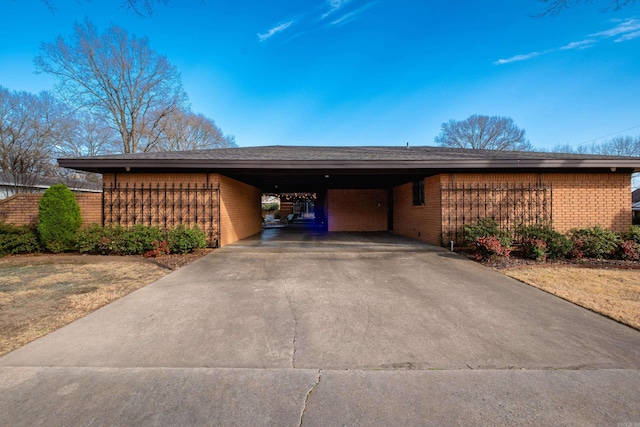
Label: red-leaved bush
xmin=618 ymin=240 xmax=640 ymax=261
xmin=473 ymin=236 xmax=511 ymax=261
xmin=145 ymin=240 xmax=170 ymax=258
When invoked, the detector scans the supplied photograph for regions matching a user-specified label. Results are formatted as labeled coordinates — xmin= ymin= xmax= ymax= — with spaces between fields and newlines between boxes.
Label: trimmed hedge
xmin=76 ymin=224 xmax=206 ymax=256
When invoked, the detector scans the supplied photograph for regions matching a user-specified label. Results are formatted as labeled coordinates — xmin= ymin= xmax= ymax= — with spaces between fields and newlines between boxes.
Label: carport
xmin=58 ymin=145 xmax=640 ymax=247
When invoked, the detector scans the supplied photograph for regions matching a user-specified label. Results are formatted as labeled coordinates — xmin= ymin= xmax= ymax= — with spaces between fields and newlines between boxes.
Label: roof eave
xmin=58 ymin=158 xmax=640 ymax=172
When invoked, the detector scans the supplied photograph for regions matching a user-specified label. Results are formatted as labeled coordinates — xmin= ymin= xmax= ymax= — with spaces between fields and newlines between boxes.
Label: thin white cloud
xmin=495 ymin=18 xmax=640 ymax=65
xmin=258 ymin=21 xmax=294 ymax=42
xmin=259 ymin=0 xmax=381 ymax=43
xmin=560 ymin=39 xmax=596 ymax=50
xmin=494 ymin=52 xmax=542 ymax=65
xmin=616 ymin=29 xmax=640 ymax=42
xmin=322 ymin=0 xmax=352 ymax=19
xmin=329 ymin=1 xmax=380 ymax=26
xmin=589 ymin=18 xmax=640 ymax=38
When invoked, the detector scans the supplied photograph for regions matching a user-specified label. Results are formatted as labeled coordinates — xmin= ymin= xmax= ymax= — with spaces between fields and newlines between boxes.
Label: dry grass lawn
xmin=501 ymin=267 xmax=640 ymax=330
xmin=0 ymin=258 xmax=169 ymax=356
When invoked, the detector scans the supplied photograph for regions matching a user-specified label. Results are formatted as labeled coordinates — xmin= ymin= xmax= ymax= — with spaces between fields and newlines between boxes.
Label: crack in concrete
xmin=283 ymin=284 xmax=298 ymax=368
xmin=299 ymin=369 xmax=321 ymax=427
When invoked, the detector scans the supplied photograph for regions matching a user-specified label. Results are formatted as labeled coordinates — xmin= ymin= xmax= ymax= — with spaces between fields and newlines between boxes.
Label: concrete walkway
xmin=1 ymin=228 xmax=639 ymax=425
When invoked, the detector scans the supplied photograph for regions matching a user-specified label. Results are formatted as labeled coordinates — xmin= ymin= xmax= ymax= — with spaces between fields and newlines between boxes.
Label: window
xmin=412 ymin=179 xmax=424 ymax=206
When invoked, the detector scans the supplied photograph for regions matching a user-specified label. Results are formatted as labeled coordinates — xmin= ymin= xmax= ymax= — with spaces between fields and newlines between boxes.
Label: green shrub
xmin=464 ymin=218 xmax=512 ymax=248
xmin=568 ymin=226 xmax=619 ymax=259
xmin=622 ymin=225 xmax=640 ymax=245
xmin=77 ymin=224 xmax=165 ymax=255
xmin=0 ymin=223 xmax=41 ymax=256
xmin=117 ymin=224 xmax=164 ymax=255
xmin=517 ymin=223 xmax=573 ymax=259
xmin=521 ymin=238 xmax=547 ymax=261
xmin=76 ymin=223 xmax=118 ymax=254
xmin=167 ymin=224 xmax=206 ymax=254
xmin=37 ymin=184 xmax=82 ymax=253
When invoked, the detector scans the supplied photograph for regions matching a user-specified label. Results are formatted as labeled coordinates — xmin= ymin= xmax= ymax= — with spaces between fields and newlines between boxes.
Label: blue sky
xmin=1 ymin=0 xmax=639 ymax=151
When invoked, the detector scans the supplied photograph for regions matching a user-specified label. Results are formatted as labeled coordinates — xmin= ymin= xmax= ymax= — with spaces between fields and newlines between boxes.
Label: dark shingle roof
xmin=60 ymin=145 xmax=640 ymax=162
xmin=58 ymin=145 xmax=640 ymax=175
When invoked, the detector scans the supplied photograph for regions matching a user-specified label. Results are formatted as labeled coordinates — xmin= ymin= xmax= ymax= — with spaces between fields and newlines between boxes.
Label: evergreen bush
xmin=464 ymin=218 xmax=512 ymax=248
xmin=0 ymin=223 xmax=41 ymax=256
xmin=167 ymin=224 xmax=207 ymax=254
xmin=622 ymin=225 xmax=640 ymax=245
xmin=37 ymin=184 xmax=82 ymax=253
xmin=517 ymin=223 xmax=573 ymax=259
xmin=568 ymin=226 xmax=619 ymax=259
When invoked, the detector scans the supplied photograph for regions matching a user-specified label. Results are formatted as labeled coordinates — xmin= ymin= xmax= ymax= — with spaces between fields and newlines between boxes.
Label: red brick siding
xmin=392 ymin=172 xmax=631 ymax=246
xmin=440 ymin=173 xmax=631 ymax=233
xmin=327 ymin=189 xmax=388 ymax=232
xmin=103 ymin=173 xmax=262 ymax=246
xmin=103 ymin=173 xmax=209 ymax=186
xmin=393 ymin=176 xmax=442 ymax=244
xmin=218 ymin=175 xmax=262 ymax=246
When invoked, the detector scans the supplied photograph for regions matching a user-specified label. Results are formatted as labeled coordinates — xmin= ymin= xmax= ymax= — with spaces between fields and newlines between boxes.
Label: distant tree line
xmin=537 ymin=0 xmax=637 ymax=15
xmin=0 ymin=20 xmax=235 ymax=196
xmin=434 ymin=114 xmax=639 ymax=189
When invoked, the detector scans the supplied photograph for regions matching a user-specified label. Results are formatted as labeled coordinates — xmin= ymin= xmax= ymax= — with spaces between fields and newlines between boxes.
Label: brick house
xmin=58 ymin=146 xmax=640 ymax=247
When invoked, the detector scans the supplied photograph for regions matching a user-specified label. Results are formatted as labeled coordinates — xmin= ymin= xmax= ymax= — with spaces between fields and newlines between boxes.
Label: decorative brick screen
xmin=441 ymin=182 xmax=552 ymax=245
xmin=103 ymin=183 xmax=220 ymax=247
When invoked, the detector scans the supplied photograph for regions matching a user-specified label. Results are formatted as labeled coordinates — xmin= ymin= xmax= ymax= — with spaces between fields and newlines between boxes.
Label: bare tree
xmin=38 ymin=0 xmax=170 ymax=16
xmin=435 ymin=115 xmax=533 ymax=151
xmin=0 ymin=86 xmax=73 ymax=197
xmin=551 ymin=135 xmax=640 ymax=189
xmin=35 ymin=20 xmax=188 ymax=154
xmin=154 ymin=109 xmax=237 ymax=151
xmin=586 ymin=135 xmax=640 ymax=157
xmin=55 ymin=112 xmax=118 ymax=158
xmin=538 ymin=0 xmax=637 ymax=15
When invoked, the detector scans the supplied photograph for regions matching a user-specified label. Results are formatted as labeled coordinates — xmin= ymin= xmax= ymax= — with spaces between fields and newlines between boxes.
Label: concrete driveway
xmin=1 ymin=228 xmax=639 ymax=425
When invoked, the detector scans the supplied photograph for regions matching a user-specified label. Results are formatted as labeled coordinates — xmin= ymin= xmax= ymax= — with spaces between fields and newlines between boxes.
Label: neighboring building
xmin=0 ymin=172 xmax=102 ymax=200
xmin=58 ymin=145 xmax=640 ymax=247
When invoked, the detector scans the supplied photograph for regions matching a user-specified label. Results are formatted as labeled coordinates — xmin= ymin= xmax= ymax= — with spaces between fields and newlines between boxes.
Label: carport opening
xmin=261 ymin=192 xmax=318 ymax=228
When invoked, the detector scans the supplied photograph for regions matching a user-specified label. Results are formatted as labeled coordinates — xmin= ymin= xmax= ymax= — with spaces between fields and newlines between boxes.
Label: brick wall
xmin=218 ymin=175 xmax=262 ymax=246
xmin=0 ymin=193 xmax=102 ymax=227
xmin=393 ymin=176 xmax=442 ymax=244
xmin=327 ymin=189 xmax=388 ymax=232
xmin=392 ymin=172 xmax=632 ymax=246
xmin=76 ymin=194 xmax=103 ymax=225
xmin=103 ymin=172 xmax=209 ymax=186
xmin=440 ymin=172 xmax=631 ymax=233
xmin=104 ymin=173 xmax=262 ymax=247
